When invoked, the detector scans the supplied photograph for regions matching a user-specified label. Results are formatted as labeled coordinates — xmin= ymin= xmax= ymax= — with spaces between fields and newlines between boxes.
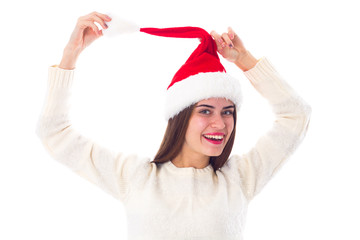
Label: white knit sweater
xmin=36 ymin=58 xmax=311 ymax=240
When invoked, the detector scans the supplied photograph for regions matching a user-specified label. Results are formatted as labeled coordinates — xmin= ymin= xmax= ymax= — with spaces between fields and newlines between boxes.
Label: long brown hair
xmin=151 ymin=103 xmax=237 ymax=171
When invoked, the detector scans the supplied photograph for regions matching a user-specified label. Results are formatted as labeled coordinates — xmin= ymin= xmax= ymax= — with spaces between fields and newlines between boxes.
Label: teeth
xmin=204 ymin=134 xmax=224 ymax=140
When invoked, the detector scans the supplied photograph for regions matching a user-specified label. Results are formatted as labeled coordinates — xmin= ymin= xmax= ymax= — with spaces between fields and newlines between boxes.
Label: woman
xmin=36 ymin=12 xmax=311 ymax=240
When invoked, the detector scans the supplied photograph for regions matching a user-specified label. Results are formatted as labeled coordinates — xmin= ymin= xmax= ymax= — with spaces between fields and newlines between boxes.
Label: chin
xmin=201 ymin=138 xmax=228 ymax=157
xmin=204 ymin=148 xmax=224 ymax=157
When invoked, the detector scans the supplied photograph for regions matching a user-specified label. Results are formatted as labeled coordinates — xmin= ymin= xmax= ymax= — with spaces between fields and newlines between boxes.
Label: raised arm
xmin=211 ymin=28 xmax=312 ymax=200
xmin=36 ymin=12 xmax=151 ymax=202
xmin=59 ymin=11 xmax=111 ymax=69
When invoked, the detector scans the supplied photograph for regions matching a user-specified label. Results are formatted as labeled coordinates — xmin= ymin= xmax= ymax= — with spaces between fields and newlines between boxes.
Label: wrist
xmin=235 ymin=51 xmax=258 ymax=72
xmin=59 ymin=45 xmax=81 ymax=70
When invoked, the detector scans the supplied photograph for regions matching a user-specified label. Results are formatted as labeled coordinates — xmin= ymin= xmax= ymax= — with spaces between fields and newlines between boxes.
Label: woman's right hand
xmin=59 ymin=12 xmax=112 ymax=69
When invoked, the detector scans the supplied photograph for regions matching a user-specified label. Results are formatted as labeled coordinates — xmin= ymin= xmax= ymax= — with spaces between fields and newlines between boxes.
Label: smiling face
xmin=181 ymin=98 xmax=235 ymax=160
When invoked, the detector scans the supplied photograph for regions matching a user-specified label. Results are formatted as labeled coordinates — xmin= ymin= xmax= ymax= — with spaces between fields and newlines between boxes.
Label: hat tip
xmin=103 ymin=14 xmax=140 ymax=37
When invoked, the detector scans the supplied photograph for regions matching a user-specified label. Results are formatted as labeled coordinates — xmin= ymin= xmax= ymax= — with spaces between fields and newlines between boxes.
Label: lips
xmin=203 ymin=133 xmax=225 ymax=145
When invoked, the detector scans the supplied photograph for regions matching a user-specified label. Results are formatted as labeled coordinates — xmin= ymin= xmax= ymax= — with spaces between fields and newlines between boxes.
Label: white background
xmin=1 ymin=0 xmax=359 ymax=239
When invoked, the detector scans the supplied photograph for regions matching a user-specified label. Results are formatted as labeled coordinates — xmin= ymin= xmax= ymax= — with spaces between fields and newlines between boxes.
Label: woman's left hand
xmin=211 ymin=27 xmax=258 ymax=71
xmin=211 ymin=27 xmax=247 ymax=62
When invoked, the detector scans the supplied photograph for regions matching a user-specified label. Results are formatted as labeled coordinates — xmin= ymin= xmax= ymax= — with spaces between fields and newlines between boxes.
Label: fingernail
xmin=230 ymin=34 xmax=234 ymax=40
xmin=105 ymin=23 xmax=108 ymax=28
xmin=222 ymin=42 xmax=226 ymax=48
xmin=229 ymin=44 xmax=233 ymax=48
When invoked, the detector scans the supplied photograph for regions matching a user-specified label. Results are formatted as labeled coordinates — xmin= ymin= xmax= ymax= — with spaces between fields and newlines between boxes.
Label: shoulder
xmin=217 ymin=155 xmax=243 ymax=182
xmin=118 ymin=153 xmax=157 ymax=176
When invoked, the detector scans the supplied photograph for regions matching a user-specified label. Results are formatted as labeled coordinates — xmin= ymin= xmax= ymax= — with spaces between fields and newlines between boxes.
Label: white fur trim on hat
xmin=103 ymin=14 xmax=140 ymax=37
xmin=165 ymin=72 xmax=242 ymax=120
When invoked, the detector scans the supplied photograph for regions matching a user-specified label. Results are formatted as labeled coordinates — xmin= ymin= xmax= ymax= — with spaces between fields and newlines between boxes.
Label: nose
xmin=210 ymin=114 xmax=225 ymax=129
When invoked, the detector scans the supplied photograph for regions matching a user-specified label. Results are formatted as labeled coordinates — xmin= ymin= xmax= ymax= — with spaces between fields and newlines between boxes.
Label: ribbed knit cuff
xmin=41 ymin=66 xmax=75 ymax=117
xmin=243 ymin=57 xmax=297 ymax=105
xmin=47 ymin=66 xmax=75 ymax=90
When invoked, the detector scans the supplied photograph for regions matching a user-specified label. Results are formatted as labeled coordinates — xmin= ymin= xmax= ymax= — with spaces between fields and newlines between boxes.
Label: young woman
xmin=36 ymin=11 xmax=311 ymax=240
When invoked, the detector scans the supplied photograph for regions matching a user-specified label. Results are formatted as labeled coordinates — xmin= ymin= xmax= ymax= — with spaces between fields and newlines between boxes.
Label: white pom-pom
xmin=103 ymin=14 xmax=140 ymax=37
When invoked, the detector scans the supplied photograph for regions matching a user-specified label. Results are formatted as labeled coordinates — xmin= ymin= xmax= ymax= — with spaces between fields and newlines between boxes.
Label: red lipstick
xmin=203 ymin=133 xmax=225 ymax=145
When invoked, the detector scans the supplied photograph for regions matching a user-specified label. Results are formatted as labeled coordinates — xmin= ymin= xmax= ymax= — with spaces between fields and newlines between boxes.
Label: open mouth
xmin=203 ymin=134 xmax=224 ymax=145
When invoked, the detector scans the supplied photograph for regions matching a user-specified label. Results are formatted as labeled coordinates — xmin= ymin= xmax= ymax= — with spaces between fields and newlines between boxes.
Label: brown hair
xmin=151 ymin=103 xmax=237 ymax=171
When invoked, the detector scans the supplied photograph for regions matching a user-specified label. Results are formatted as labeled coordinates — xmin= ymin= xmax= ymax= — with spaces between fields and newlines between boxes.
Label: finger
xmin=228 ymin=26 xmax=243 ymax=46
xmin=93 ymin=12 xmax=112 ymax=22
xmin=221 ymin=32 xmax=234 ymax=48
xmin=85 ymin=20 xmax=101 ymax=36
xmin=210 ymin=30 xmax=226 ymax=50
xmin=84 ymin=11 xmax=111 ymax=21
xmin=227 ymin=27 xmax=235 ymax=40
xmin=82 ymin=12 xmax=110 ymax=29
xmin=90 ymin=14 xmax=108 ymax=29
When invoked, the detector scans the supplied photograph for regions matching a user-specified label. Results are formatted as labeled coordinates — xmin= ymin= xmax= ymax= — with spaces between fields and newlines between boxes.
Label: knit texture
xmin=36 ymin=58 xmax=311 ymax=240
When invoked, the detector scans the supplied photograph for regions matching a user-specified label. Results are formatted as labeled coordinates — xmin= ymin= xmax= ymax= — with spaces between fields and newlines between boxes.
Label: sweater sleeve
xmin=35 ymin=66 xmax=152 ymax=203
xmin=223 ymin=58 xmax=312 ymax=201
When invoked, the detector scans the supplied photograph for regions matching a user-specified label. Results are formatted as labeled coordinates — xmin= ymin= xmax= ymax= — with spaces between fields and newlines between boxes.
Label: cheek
xmin=226 ymin=118 xmax=235 ymax=134
xmin=186 ymin=116 xmax=209 ymax=139
xmin=230 ymin=119 xmax=235 ymax=130
xmin=190 ymin=117 xmax=208 ymax=133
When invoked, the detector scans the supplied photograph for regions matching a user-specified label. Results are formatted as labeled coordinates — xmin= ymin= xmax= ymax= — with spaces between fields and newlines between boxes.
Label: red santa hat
xmin=104 ymin=17 xmax=242 ymax=120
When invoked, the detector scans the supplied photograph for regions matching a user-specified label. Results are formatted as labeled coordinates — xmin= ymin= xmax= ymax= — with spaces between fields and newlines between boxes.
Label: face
xmin=182 ymin=98 xmax=235 ymax=159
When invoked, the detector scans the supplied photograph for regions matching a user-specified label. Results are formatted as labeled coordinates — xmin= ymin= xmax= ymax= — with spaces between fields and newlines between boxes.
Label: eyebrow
xmin=195 ymin=104 xmax=235 ymax=109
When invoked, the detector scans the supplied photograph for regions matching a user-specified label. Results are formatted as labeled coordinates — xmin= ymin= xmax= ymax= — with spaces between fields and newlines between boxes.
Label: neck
xmin=171 ymin=151 xmax=210 ymax=169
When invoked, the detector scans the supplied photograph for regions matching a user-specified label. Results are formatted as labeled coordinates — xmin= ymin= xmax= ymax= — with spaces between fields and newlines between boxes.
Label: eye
xmin=222 ymin=110 xmax=234 ymax=116
xmin=199 ymin=109 xmax=211 ymax=115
